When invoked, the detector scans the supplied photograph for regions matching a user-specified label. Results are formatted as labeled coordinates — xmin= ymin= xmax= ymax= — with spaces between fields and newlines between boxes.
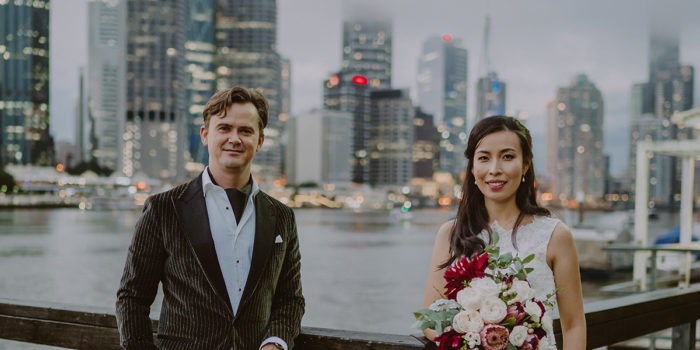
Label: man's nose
xmin=227 ymin=131 xmax=241 ymax=144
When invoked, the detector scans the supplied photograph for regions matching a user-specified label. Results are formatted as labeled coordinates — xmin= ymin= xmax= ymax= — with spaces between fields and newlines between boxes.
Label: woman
xmin=422 ymin=116 xmax=586 ymax=349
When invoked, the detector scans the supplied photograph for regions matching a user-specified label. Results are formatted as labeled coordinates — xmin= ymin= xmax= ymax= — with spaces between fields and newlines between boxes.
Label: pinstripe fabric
xmin=116 ymin=175 xmax=305 ymax=350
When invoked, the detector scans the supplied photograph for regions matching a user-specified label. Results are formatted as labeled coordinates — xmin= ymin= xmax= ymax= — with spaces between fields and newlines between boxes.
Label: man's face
xmin=201 ymin=102 xmax=264 ymax=175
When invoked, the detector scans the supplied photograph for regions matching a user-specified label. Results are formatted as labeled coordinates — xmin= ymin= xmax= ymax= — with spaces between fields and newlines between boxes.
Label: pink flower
xmin=479 ymin=324 xmax=509 ymax=350
xmin=444 ymin=253 xmax=489 ymax=299
xmin=505 ymin=303 xmax=527 ymax=324
xmin=519 ymin=334 xmax=540 ymax=350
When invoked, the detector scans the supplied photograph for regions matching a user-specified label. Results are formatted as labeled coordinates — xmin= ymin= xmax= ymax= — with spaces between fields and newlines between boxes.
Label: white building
xmin=286 ymin=109 xmax=353 ymax=186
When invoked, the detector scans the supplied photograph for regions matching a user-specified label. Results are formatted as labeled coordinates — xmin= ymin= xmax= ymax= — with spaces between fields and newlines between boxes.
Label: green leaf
xmin=522 ymin=254 xmax=535 ymax=264
xmin=506 ymin=343 xmax=518 ymax=350
xmin=492 ymin=231 xmax=500 ymax=244
xmin=514 ymin=260 xmax=523 ymax=271
xmin=525 ymin=267 xmax=534 ymax=273
xmin=501 ymin=317 xmax=516 ymax=327
xmin=499 ymin=252 xmax=513 ymax=264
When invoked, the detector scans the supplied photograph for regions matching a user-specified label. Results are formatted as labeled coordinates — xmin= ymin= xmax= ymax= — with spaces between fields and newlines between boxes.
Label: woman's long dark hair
xmin=439 ymin=116 xmax=550 ymax=268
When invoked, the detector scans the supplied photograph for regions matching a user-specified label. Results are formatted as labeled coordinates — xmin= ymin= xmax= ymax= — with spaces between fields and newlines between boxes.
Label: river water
xmin=0 ymin=207 xmax=681 ymax=349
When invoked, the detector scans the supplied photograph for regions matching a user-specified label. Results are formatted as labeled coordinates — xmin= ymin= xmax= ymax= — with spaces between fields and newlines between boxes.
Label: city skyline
xmin=50 ymin=0 xmax=700 ymax=177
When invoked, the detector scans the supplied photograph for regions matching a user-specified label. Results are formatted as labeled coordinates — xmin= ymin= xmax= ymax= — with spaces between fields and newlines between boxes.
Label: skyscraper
xmin=87 ymin=0 xmax=126 ymax=172
xmin=184 ymin=0 xmax=215 ymax=166
xmin=323 ymin=71 xmax=371 ymax=183
xmin=416 ymin=35 xmax=468 ymax=178
xmin=123 ymin=0 xmax=186 ymax=180
xmin=214 ymin=0 xmax=282 ymax=183
xmin=0 ymin=0 xmax=52 ymax=167
xmin=369 ymin=89 xmax=414 ymax=187
xmin=286 ymin=109 xmax=352 ymax=185
xmin=548 ymin=74 xmax=605 ymax=204
xmin=342 ymin=19 xmax=392 ymax=89
xmin=413 ymin=108 xmax=438 ymax=179
xmin=628 ymin=18 xmax=695 ymax=204
xmin=475 ymin=72 xmax=506 ymax=121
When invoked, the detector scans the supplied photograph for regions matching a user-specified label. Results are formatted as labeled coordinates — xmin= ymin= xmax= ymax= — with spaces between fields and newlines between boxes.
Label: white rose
xmin=538 ymin=336 xmax=550 ymax=349
xmin=525 ymin=300 xmax=542 ymax=323
xmin=480 ymin=297 xmax=508 ymax=324
xmin=541 ymin=313 xmax=553 ymax=334
xmin=470 ymin=277 xmax=501 ymax=298
xmin=456 ymin=287 xmax=482 ymax=311
xmin=510 ymin=279 xmax=534 ymax=303
xmin=508 ymin=325 xmax=529 ymax=346
xmin=452 ymin=310 xmax=484 ymax=333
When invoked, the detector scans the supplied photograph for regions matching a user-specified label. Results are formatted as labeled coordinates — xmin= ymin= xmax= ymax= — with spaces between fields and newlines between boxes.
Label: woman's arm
xmin=421 ymin=220 xmax=454 ymax=341
xmin=547 ymin=222 xmax=587 ymax=349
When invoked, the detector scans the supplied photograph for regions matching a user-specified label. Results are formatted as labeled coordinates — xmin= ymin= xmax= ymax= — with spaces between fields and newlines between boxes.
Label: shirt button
xmin=226 ymin=207 xmax=229 ymax=210
xmin=238 ymin=288 xmax=242 ymax=292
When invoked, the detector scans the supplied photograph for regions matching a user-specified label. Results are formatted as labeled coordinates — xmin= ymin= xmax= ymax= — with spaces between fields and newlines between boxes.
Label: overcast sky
xmin=50 ymin=0 xmax=700 ymax=177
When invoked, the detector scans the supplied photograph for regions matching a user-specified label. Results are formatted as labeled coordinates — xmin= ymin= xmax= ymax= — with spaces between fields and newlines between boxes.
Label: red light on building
xmin=442 ymin=34 xmax=452 ymax=42
xmin=352 ymin=75 xmax=368 ymax=85
xmin=329 ymin=75 xmax=340 ymax=86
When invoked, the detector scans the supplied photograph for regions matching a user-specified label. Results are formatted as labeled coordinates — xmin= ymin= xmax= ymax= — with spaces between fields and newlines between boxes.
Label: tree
xmin=0 ymin=168 xmax=17 ymax=192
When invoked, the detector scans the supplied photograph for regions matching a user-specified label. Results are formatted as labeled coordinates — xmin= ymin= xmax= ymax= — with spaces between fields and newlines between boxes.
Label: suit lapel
xmin=173 ymin=175 xmax=232 ymax=311
xmin=239 ymin=192 xmax=276 ymax=309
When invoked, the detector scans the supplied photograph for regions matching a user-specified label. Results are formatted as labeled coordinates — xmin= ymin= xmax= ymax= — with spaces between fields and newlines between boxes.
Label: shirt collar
xmin=202 ymin=167 xmax=260 ymax=199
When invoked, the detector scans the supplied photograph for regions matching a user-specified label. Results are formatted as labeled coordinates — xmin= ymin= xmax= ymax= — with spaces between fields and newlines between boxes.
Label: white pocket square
xmin=275 ymin=235 xmax=283 ymax=243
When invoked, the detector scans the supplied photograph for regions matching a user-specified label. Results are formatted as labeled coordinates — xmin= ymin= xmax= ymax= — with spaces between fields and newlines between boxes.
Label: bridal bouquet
xmin=414 ymin=232 xmax=557 ymax=350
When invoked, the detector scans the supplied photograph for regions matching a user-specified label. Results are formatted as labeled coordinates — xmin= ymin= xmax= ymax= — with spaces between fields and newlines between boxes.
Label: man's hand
xmin=261 ymin=344 xmax=283 ymax=350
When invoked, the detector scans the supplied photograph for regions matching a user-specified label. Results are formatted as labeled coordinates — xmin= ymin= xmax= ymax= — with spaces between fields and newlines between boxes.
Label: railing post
xmin=671 ymin=321 xmax=697 ymax=350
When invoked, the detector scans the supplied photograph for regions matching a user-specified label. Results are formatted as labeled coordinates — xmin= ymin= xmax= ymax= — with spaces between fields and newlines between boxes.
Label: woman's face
xmin=471 ymin=130 xmax=528 ymax=206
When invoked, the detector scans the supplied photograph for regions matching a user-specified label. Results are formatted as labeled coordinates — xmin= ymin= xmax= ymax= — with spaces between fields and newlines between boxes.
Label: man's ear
xmin=256 ymin=132 xmax=265 ymax=152
xmin=200 ymin=125 xmax=208 ymax=146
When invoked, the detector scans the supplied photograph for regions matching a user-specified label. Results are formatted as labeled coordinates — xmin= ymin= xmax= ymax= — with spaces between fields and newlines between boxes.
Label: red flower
xmin=444 ymin=253 xmax=489 ymax=299
xmin=434 ymin=329 xmax=464 ymax=350
xmin=520 ymin=334 xmax=540 ymax=350
xmin=479 ymin=324 xmax=509 ymax=350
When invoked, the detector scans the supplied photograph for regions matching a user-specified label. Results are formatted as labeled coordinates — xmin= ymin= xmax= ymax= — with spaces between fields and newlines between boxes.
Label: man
xmin=116 ymin=87 xmax=304 ymax=350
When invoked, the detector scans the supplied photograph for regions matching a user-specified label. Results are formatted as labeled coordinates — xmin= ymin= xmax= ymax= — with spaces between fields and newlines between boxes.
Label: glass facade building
xmin=0 ymin=0 xmax=52 ymax=167
xmin=124 ymin=0 xmax=186 ymax=180
xmin=548 ymin=74 xmax=605 ymax=204
xmin=214 ymin=0 xmax=282 ymax=183
xmin=185 ymin=0 xmax=215 ymax=166
xmin=416 ymin=35 xmax=468 ymax=178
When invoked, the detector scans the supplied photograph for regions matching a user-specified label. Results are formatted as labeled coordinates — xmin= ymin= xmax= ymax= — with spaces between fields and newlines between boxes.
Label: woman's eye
xmin=503 ymin=154 xmax=514 ymax=160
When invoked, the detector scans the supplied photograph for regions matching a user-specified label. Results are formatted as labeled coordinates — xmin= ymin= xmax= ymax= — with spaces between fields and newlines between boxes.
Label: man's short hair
xmin=202 ymin=87 xmax=269 ymax=132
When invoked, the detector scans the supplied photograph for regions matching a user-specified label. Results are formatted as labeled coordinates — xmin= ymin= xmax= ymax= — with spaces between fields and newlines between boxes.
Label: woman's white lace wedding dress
xmin=479 ymin=215 xmax=561 ymax=349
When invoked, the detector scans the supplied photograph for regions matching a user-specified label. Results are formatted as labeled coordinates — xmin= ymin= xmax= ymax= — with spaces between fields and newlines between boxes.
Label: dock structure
xmin=633 ymin=106 xmax=700 ymax=291
xmin=2 ymin=284 xmax=700 ymax=349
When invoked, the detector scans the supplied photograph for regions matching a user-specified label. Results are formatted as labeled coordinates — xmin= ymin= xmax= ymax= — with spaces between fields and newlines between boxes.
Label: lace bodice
xmin=478 ymin=215 xmax=560 ymax=348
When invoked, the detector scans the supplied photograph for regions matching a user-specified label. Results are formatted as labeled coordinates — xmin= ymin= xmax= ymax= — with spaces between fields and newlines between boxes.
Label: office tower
xmin=369 ymin=89 xmax=414 ymax=187
xmin=548 ymin=74 xmax=605 ymax=204
xmin=413 ymin=108 xmax=438 ymax=179
xmin=0 ymin=0 xmax=52 ymax=166
xmin=74 ymin=66 xmax=94 ymax=167
xmin=416 ymin=35 xmax=468 ymax=178
xmin=87 ymin=0 xmax=126 ymax=172
xmin=214 ymin=0 xmax=282 ymax=183
xmin=628 ymin=18 xmax=695 ymax=204
xmin=286 ymin=109 xmax=352 ymax=185
xmin=323 ymin=71 xmax=371 ymax=183
xmin=475 ymin=72 xmax=507 ymax=120
xmin=123 ymin=0 xmax=186 ymax=180
xmin=279 ymin=57 xmax=291 ymax=180
xmin=342 ymin=19 xmax=392 ymax=89
xmin=184 ymin=0 xmax=215 ymax=166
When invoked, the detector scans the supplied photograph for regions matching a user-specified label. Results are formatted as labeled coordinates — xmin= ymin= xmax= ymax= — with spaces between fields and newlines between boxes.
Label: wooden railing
xmin=1 ymin=284 xmax=699 ymax=349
